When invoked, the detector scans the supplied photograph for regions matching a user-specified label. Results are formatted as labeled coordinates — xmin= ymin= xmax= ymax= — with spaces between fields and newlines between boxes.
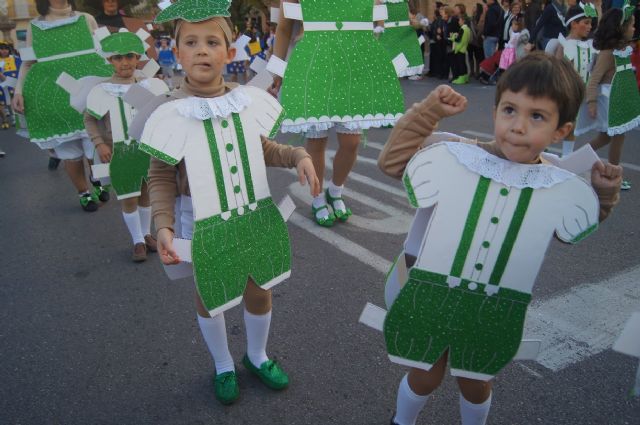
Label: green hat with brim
xmin=154 ymin=0 xmax=231 ymax=23
xmin=100 ymin=30 xmax=149 ymax=60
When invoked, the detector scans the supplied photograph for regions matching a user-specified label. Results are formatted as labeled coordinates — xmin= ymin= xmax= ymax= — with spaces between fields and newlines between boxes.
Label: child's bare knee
xmin=243 ymin=280 xmax=272 ymax=314
xmin=456 ymin=377 xmax=493 ymax=403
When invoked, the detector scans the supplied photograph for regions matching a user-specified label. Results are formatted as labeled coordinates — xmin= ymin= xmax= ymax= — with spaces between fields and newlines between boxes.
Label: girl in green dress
xmin=13 ymin=0 xmax=112 ymax=211
xmin=269 ymin=0 xmax=405 ymax=227
xmin=583 ymin=5 xmax=639 ymax=190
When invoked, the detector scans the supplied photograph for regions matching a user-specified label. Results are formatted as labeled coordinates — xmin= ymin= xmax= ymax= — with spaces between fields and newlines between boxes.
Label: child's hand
xmin=157 ymin=227 xmax=180 ymax=265
xmin=591 ymin=160 xmax=622 ymax=192
xmin=588 ymin=102 xmax=597 ymax=119
xmin=96 ymin=143 xmax=112 ymax=163
xmin=296 ymin=157 xmax=321 ymax=197
xmin=11 ymin=93 xmax=24 ymax=114
xmin=426 ymin=85 xmax=467 ymax=118
xmin=268 ymin=76 xmax=282 ymax=98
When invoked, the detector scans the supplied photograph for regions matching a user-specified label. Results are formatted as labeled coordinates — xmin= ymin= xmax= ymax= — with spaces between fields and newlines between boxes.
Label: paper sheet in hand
xmin=540 ymin=144 xmax=600 ymax=175
xmin=247 ymin=57 xmax=274 ymax=91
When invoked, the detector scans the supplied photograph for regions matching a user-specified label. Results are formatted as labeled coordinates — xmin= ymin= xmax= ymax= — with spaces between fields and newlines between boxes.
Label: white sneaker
xmin=408 ymin=75 xmax=423 ymax=81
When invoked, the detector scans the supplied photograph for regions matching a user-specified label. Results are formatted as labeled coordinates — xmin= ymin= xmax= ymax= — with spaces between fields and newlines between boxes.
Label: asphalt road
xmin=1 ymin=78 xmax=639 ymax=425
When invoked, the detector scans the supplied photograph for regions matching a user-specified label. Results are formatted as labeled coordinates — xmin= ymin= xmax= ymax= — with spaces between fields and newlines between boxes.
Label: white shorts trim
xmin=53 ymin=137 xmax=95 ymax=160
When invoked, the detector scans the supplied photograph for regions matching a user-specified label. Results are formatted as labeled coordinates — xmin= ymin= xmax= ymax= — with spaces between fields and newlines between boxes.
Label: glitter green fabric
xmin=100 ymin=32 xmax=146 ymax=56
xmin=192 ymin=199 xmax=291 ymax=314
xmin=378 ymin=0 xmax=424 ymax=76
xmin=109 ymin=141 xmax=150 ymax=199
xmin=279 ymin=0 xmax=404 ymax=132
xmin=384 ymin=269 xmax=530 ymax=376
xmin=23 ymin=15 xmax=111 ymax=145
xmin=607 ymin=50 xmax=640 ymax=135
xmin=154 ymin=0 xmax=231 ymax=23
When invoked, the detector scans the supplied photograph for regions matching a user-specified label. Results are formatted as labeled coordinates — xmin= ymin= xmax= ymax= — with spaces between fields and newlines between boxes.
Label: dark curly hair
xmin=593 ymin=7 xmax=634 ymax=50
xmin=36 ymin=0 xmax=77 ymax=17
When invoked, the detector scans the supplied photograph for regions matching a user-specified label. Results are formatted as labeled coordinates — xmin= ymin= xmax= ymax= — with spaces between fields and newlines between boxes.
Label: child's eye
xmin=208 ymin=40 xmax=219 ymax=46
xmin=532 ymin=112 xmax=545 ymax=121
xmin=185 ymin=40 xmax=195 ymax=47
xmin=503 ymin=106 xmax=515 ymax=115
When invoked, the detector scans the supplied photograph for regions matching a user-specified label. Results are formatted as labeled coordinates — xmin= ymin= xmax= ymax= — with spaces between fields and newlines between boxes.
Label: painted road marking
xmin=524 ymin=264 xmax=640 ymax=371
xmin=288 ymin=211 xmax=392 ymax=274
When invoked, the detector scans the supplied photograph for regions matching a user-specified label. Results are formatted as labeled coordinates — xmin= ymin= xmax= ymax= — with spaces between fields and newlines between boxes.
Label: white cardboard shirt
xmin=56 ymin=73 xmax=109 ymax=113
xmin=613 ymin=312 xmax=640 ymax=357
xmin=247 ymin=57 xmax=274 ymax=91
xmin=232 ymin=35 xmax=251 ymax=62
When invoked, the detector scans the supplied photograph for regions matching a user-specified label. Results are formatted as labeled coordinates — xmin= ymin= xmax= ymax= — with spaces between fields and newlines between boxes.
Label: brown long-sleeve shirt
xmin=586 ymin=49 xmax=615 ymax=105
xmin=147 ymin=84 xmax=311 ymax=232
xmin=379 ymin=95 xmax=619 ymax=221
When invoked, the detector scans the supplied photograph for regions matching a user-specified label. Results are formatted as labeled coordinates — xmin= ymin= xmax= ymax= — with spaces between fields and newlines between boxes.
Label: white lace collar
xmin=175 ymin=87 xmax=252 ymax=120
xmin=444 ymin=142 xmax=575 ymax=189
xmin=101 ymin=83 xmax=132 ymax=97
xmin=31 ymin=15 xmax=81 ymax=30
xmin=614 ymin=46 xmax=633 ymax=58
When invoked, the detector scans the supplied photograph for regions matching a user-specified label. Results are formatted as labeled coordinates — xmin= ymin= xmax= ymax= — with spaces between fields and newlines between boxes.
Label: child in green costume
xmin=451 ymin=13 xmax=471 ymax=85
xmin=377 ymin=53 xmax=622 ymax=425
xmin=269 ymin=0 xmax=405 ymax=227
xmin=12 ymin=0 xmax=112 ymax=212
xmin=134 ymin=0 xmax=320 ymax=405
xmin=377 ymin=0 xmax=425 ymax=78
xmin=580 ymin=4 xmax=639 ymax=190
xmin=83 ymin=30 xmax=169 ymax=262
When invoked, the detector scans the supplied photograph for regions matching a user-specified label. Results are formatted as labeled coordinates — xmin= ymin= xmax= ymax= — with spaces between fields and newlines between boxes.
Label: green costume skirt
xmin=110 ymin=141 xmax=151 ymax=200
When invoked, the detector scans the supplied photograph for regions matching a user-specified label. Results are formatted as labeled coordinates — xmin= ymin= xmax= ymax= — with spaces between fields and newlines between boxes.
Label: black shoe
xmin=48 ymin=157 xmax=61 ymax=170
xmin=92 ymin=182 xmax=111 ymax=202
xmin=390 ymin=412 xmax=399 ymax=425
xmin=80 ymin=193 xmax=99 ymax=212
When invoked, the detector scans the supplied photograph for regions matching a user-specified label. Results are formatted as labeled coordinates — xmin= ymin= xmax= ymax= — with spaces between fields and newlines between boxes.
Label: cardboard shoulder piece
xmin=231 ymin=34 xmax=251 ymax=62
xmin=19 ymin=14 xmax=112 ymax=147
xmin=360 ymin=139 xmax=599 ymax=381
xmin=247 ymin=57 xmax=274 ymax=91
xmin=378 ymin=0 xmax=424 ymax=77
xmin=138 ymin=85 xmax=292 ymax=317
xmin=267 ymin=0 xmax=405 ymax=134
xmin=613 ymin=312 xmax=640 ymax=397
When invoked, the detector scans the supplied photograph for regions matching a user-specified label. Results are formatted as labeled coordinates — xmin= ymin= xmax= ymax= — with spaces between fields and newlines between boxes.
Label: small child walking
xmin=498 ymin=14 xmax=529 ymax=72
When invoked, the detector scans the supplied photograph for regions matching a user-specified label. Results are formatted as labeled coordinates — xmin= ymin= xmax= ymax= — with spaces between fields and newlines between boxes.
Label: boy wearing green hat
xmin=84 ymin=30 xmax=169 ymax=261
xmin=131 ymin=0 xmax=320 ymax=405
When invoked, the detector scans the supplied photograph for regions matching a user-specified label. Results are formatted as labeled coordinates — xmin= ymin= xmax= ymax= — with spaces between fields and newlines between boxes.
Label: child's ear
xmin=553 ymin=121 xmax=573 ymax=143
xmin=226 ymin=47 xmax=237 ymax=64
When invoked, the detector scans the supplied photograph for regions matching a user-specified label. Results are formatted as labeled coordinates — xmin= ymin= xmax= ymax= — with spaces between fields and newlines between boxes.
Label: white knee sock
xmin=138 ymin=206 xmax=152 ymax=237
xmin=393 ymin=374 xmax=429 ymax=425
xmin=244 ymin=309 xmax=271 ymax=367
xmin=459 ymin=392 xmax=492 ymax=425
xmin=197 ymin=314 xmax=235 ymax=374
xmin=312 ymin=194 xmax=330 ymax=220
xmin=122 ymin=210 xmax=144 ymax=244
xmin=328 ymin=181 xmax=347 ymax=212
xmin=562 ymin=140 xmax=575 ymax=157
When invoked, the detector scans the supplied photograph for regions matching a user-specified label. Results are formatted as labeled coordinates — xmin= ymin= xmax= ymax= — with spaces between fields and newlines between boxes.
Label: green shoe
xmin=242 ymin=355 xmax=289 ymax=390
xmin=325 ymin=188 xmax=352 ymax=222
xmin=214 ymin=371 xmax=239 ymax=405
xmin=311 ymin=203 xmax=335 ymax=227
xmin=451 ymin=75 xmax=467 ymax=85
xmin=621 ymin=180 xmax=631 ymax=190
xmin=92 ymin=184 xmax=110 ymax=202
xmin=79 ymin=193 xmax=98 ymax=212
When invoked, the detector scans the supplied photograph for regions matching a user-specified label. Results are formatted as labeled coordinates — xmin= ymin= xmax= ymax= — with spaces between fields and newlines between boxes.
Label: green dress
xmin=607 ymin=47 xmax=640 ymax=136
xmin=378 ymin=0 xmax=424 ymax=77
xmin=279 ymin=0 xmax=405 ymax=133
xmin=23 ymin=15 xmax=112 ymax=148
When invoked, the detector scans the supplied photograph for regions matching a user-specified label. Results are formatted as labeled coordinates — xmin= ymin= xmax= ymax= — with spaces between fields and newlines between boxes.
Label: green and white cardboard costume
xmin=576 ymin=46 xmax=640 ymax=136
xmin=84 ymin=30 xmax=168 ymax=199
xmin=379 ymin=141 xmax=599 ymax=381
xmin=378 ymin=0 xmax=424 ymax=77
xmin=139 ymin=85 xmax=291 ymax=317
xmin=21 ymin=14 xmax=112 ymax=148
xmin=267 ymin=0 xmax=405 ymax=133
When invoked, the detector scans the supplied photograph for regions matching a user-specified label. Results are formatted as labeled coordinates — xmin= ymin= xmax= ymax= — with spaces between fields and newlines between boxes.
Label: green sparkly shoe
xmin=92 ymin=184 xmax=111 ymax=202
xmin=311 ymin=203 xmax=335 ymax=227
xmin=242 ymin=355 xmax=289 ymax=390
xmin=214 ymin=371 xmax=239 ymax=405
xmin=79 ymin=193 xmax=98 ymax=212
xmin=325 ymin=188 xmax=352 ymax=222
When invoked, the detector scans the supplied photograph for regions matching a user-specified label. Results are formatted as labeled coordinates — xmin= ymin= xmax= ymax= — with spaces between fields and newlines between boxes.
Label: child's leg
xmin=457 ymin=377 xmax=493 ymax=425
xmin=607 ymin=134 xmax=625 ymax=166
xmin=393 ymin=354 xmax=448 ymax=425
xmin=327 ymin=132 xmax=360 ymax=217
xmin=305 ymin=136 xmax=332 ymax=222
xmin=588 ymin=131 xmax=611 ymax=152
xmin=195 ymin=294 xmax=235 ymax=374
xmin=137 ymin=181 xmax=155 ymax=249
xmin=243 ymin=279 xmax=272 ymax=367
xmin=121 ymin=197 xmax=146 ymax=261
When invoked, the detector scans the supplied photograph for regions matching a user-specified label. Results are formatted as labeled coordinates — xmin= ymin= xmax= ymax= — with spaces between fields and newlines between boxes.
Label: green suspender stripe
xmin=488 ymin=187 xmax=533 ymax=285
xmin=269 ymin=109 xmax=286 ymax=139
xmin=450 ymin=176 xmax=491 ymax=277
xmin=117 ymin=97 xmax=129 ymax=140
xmin=231 ymin=113 xmax=256 ymax=204
xmin=203 ymin=120 xmax=229 ymax=212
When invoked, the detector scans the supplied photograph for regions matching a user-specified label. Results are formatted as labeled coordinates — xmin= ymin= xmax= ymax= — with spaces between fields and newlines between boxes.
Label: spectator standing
xmin=469 ymin=3 xmax=486 ymax=78
xmin=524 ymin=0 xmax=543 ymax=34
xmin=530 ymin=0 xmax=568 ymax=50
xmin=483 ymin=0 xmax=504 ymax=57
